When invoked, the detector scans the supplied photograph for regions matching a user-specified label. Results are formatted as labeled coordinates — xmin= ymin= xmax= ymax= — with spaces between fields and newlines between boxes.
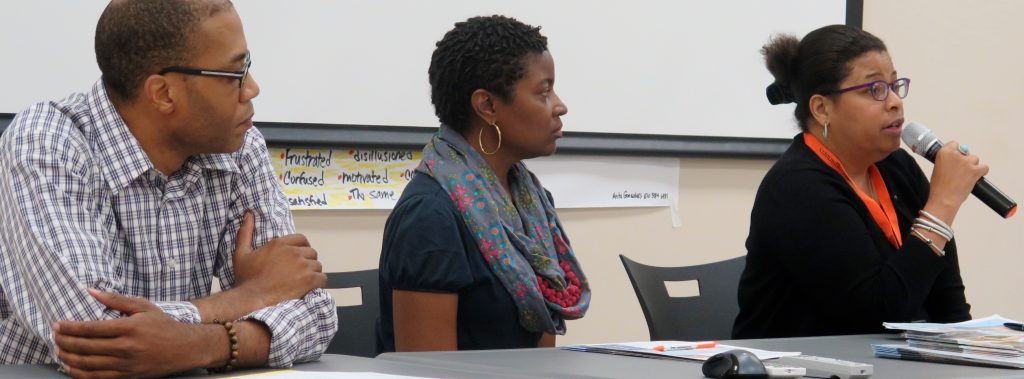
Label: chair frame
xmin=619 ymin=255 xmax=745 ymax=341
xmin=324 ymin=269 xmax=380 ymax=357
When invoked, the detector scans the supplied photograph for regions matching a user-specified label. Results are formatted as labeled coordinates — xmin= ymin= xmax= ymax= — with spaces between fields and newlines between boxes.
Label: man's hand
xmin=232 ymin=212 xmax=327 ymax=309
xmin=53 ymin=289 xmax=222 ymax=379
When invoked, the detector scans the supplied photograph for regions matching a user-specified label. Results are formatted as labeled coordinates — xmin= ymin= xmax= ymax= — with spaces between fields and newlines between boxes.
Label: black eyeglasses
xmin=830 ymin=78 xmax=910 ymax=101
xmin=159 ymin=53 xmax=251 ymax=89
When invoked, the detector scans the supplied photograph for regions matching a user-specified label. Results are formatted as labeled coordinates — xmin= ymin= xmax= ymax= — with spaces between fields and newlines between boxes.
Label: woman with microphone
xmin=733 ymin=25 xmax=988 ymax=338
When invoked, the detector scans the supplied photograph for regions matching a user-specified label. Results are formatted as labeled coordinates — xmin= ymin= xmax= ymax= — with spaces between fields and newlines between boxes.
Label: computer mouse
xmin=701 ymin=349 xmax=769 ymax=379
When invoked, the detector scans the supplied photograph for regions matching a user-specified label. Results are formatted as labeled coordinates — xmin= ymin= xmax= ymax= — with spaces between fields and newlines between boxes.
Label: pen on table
xmin=653 ymin=341 xmax=718 ymax=352
xmin=1005 ymin=323 xmax=1024 ymax=332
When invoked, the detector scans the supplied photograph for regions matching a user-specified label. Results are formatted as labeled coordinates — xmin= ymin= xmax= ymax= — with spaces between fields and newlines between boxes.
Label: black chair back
xmin=325 ymin=269 xmax=379 ymax=357
xmin=619 ymin=255 xmax=745 ymax=341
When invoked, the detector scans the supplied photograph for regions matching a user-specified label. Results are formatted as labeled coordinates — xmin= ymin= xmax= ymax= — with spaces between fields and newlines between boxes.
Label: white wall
xmin=303 ymin=0 xmax=1024 ymax=345
xmin=863 ymin=0 xmax=1024 ymax=322
xmin=0 ymin=0 xmax=843 ymax=138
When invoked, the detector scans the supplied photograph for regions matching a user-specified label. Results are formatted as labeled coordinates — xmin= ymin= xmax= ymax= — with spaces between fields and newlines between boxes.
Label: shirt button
xmin=167 ymin=260 xmax=179 ymax=270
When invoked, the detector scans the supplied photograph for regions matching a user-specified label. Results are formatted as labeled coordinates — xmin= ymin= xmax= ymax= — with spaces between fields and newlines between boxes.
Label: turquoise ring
xmin=958 ymin=143 xmax=970 ymax=155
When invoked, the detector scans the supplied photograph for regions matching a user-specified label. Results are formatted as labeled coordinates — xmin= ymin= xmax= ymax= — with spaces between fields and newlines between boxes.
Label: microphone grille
xmin=901 ymin=121 xmax=937 ymax=156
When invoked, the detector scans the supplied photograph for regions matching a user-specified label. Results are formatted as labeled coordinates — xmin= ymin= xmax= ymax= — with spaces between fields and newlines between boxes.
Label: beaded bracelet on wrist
xmin=210 ymin=319 xmax=239 ymax=373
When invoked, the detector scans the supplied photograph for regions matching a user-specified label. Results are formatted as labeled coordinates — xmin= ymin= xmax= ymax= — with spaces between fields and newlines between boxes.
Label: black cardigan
xmin=732 ymin=134 xmax=970 ymax=339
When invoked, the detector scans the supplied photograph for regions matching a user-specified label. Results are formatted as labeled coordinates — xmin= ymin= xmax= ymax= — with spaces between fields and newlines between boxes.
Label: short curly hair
xmin=95 ymin=0 xmax=234 ymax=101
xmin=428 ymin=15 xmax=548 ymax=132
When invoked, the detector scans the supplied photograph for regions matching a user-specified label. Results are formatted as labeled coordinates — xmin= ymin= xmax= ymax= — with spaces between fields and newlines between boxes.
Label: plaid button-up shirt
xmin=0 ymin=81 xmax=337 ymax=367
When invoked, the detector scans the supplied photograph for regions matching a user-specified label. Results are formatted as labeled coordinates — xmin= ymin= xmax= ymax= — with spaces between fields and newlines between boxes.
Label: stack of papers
xmin=236 ymin=371 xmax=435 ymax=378
xmin=873 ymin=315 xmax=1024 ymax=368
xmin=562 ymin=340 xmax=800 ymax=361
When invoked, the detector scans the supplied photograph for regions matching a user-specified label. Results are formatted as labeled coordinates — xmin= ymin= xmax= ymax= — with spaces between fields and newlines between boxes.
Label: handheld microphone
xmin=901 ymin=122 xmax=1017 ymax=218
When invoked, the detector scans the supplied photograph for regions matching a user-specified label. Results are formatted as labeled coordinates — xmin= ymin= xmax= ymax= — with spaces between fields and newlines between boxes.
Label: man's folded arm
xmin=241 ymin=290 xmax=338 ymax=367
xmin=210 ymin=128 xmax=339 ymax=367
xmin=0 ymin=126 xmax=200 ymax=363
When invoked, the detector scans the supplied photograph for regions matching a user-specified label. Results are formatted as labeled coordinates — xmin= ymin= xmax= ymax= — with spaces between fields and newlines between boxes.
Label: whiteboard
xmin=0 ymin=1 xmax=846 ymax=138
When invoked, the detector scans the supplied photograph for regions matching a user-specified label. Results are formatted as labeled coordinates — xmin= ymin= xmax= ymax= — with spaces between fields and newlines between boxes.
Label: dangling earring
xmin=823 ymin=120 xmax=830 ymax=140
xmin=479 ymin=121 xmax=502 ymax=155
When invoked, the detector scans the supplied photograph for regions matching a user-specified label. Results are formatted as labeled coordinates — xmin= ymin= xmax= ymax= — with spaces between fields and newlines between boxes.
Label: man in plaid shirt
xmin=0 ymin=0 xmax=337 ymax=377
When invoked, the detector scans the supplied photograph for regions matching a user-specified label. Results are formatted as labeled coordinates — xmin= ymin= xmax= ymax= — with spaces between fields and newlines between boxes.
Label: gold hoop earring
xmin=823 ymin=121 xmax=830 ymax=140
xmin=479 ymin=121 xmax=502 ymax=155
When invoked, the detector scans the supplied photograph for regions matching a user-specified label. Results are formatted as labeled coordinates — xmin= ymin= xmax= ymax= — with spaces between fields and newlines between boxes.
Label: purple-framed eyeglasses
xmin=830 ymin=78 xmax=910 ymax=101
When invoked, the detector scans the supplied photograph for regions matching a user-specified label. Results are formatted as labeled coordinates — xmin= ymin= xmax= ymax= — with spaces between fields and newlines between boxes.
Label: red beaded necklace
xmin=537 ymin=259 xmax=583 ymax=308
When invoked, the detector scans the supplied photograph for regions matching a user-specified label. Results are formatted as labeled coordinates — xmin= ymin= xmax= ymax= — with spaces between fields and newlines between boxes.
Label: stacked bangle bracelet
xmin=910 ymin=210 xmax=953 ymax=257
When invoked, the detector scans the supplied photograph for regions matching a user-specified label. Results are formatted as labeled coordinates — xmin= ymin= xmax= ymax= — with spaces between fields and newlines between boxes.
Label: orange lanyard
xmin=803 ymin=132 xmax=903 ymax=248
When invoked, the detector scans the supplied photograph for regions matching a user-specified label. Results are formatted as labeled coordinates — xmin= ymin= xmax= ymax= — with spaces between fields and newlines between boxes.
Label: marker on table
xmin=653 ymin=341 xmax=718 ymax=352
xmin=1005 ymin=322 xmax=1024 ymax=332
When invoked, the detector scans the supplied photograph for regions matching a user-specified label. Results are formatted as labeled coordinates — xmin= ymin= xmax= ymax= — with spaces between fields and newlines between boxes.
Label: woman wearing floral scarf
xmin=376 ymin=15 xmax=591 ymax=353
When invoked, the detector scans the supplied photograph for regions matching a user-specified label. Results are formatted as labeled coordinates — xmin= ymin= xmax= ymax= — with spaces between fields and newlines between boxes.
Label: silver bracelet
xmin=919 ymin=210 xmax=953 ymax=235
xmin=912 ymin=222 xmax=953 ymax=242
xmin=910 ymin=228 xmax=946 ymax=257
xmin=913 ymin=219 xmax=953 ymax=241
xmin=914 ymin=212 xmax=954 ymax=240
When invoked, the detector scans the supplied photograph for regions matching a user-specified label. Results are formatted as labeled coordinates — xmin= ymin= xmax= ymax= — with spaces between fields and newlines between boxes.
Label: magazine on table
xmin=872 ymin=344 xmax=1024 ymax=369
xmin=883 ymin=314 xmax=1021 ymax=334
xmin=885 ymin=315 xmax=1024 ymax=353
xmin=561 ymin=340 xmax=800 ymax=361
xmin=906 ymin=339 xmax=1022 ymax=358
xmin=873 ymin=314 xmax=1024 ymax=368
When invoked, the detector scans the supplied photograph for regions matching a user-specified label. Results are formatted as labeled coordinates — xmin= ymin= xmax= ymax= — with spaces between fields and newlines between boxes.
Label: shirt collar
xmin=191 ymin=151 xmax=241 ymax=173
xmin=87 ymin=80 xmax=241 ymax=192
xmin=88 ymin=80 xmax=154 ymax=192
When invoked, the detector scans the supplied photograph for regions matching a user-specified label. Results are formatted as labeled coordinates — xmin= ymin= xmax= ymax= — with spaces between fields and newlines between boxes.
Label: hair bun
xmin=766 ymin=82 xmax=795 ymax=105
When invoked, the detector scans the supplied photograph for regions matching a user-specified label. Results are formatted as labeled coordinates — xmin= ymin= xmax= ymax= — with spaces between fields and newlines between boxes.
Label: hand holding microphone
xmin=902 ymin=122 xmax=1017 ymax=219
xmin=928 ymin=140 xmax=987 ymax=217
